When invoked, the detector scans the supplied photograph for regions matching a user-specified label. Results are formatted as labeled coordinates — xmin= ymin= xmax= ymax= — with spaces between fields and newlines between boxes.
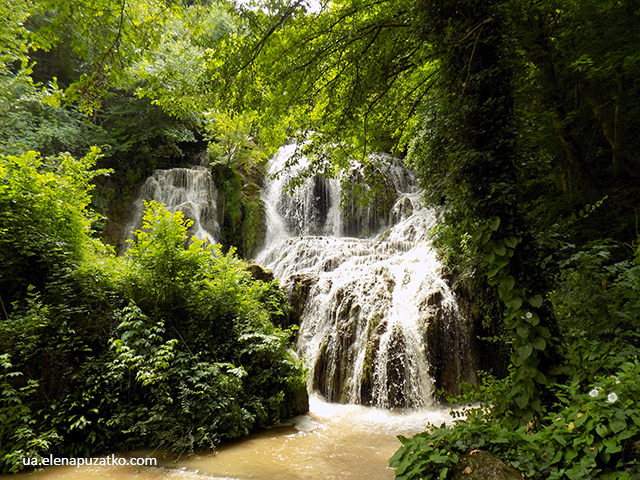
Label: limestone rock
xmin=286 ymin=273 xmax=318 ymax=327
xmin=422 ymin=289 xmax=478 ymax=398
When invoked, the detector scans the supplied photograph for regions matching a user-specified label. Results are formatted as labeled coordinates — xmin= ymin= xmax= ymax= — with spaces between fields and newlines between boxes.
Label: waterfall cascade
xmin=121 ymin=164 xmax=219 ymax=251
xmin=258 ymin=145 xmax=476 ymax=408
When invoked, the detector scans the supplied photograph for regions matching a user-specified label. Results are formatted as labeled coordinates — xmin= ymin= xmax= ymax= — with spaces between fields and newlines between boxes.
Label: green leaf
xmin=484 ymin=250 xmax=496 ymax=264
xmin=493 ymin=241 xmax=506 ymax=256
xmin=487 ymin=265 xmax=501 ymax=278
xmin=515 ymin=394 xmax=529 ymax=409
xmin=506 ymin=296 xmax=523 ymax=310
xmin=517 ymin=344 xmax=533 ymax=359
xmin=517 ymin=324 xmax=530 ymax=338
xmin=501 ymin=276 xmax=516 ymax=292
xmin=504 ymin=236 xmax=519 ymax=248
xmin=564 ymin=448 xmax=578 ymax=462
xmin=495 ymin=257 xmax=510 ymax=268
xmin=603 ymin=438 xmax=623 ymax=453
xmin=393 ymin=455 xmax=412 ymax=475
xmin=610 ymin=419 xmax=626 ymax=433
xmin=512 ymin=352 xmax=524 ymax=366
xmin=535 ymin=370 xmax=548 ymax=385
xmin=532 ymin=337 xmax=546 ymax=350
xmin=526 ymin=312 xmax=540 ymax=326
xmin=528 ymin=295 xmax=543 ymax=308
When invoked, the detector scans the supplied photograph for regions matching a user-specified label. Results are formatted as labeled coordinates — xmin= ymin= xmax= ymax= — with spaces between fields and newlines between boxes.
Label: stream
xmin=5 ymin=395 xmax=451 ymax=480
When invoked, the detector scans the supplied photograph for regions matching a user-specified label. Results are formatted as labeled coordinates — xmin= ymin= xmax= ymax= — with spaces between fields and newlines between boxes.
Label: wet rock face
xmin=385 ymin=326 xmax=409 ymax=408
xmin=359 ymin=317 xmax=386 ymax=405
xmin=341 ymin=169 xmax=397 ymax=238
xmin=274 ymin=172 xmax=340 ymax=237
xmin=285 ymin=273 xmax=318 ymax=328
xmin=389 ymin=196 xmax=414 ymax=225
xmin=310 ymin=288 xmax=366 ymax=403
xmin=422 ymin=289 xmax=478 ymax=398
xmin=246 ymin=263 xmax=275 ymax=283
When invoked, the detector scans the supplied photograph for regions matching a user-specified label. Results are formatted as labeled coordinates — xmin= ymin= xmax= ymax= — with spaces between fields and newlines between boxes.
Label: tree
xmin=0 ymin=148 xmax=108 ymax=310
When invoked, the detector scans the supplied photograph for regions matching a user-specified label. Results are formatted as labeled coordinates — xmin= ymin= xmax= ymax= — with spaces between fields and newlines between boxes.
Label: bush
xmin=0 ymin=155 xmax=306 ymax=472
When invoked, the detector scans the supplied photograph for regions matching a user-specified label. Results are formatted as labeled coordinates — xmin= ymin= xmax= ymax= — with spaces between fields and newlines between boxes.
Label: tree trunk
xmin=526 ymin=15 xmax=597 ymax=198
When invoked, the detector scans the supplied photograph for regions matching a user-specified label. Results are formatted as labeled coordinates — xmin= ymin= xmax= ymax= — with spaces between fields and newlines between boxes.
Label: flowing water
xmin=7 ymin=145 xmax=473 ymax=479
xmin=4 ymin=396 xmax=451 ymax=480
xmin=258 ymin=144 xmax=473 ymax=409
xmin=121 ymin=164 xmax=219 ymax=252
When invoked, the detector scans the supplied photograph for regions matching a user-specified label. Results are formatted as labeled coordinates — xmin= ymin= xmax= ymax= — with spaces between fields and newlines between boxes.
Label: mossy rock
xmin=246 ymin=263 xmax=275 ymax=282
xmin=286 ymin=273 xmax=318 ymax=327
xmin=242 ymin=196 xmax=267 ymax=259
xmin=450 ymin=450 xmax=522 ymax=480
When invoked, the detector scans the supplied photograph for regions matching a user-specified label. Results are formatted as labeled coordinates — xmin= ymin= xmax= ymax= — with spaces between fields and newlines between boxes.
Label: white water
xmin=122 ymin=165 xmax=219 ymax=251
xmin=10 ymin=146 xmax=471 ymax=480
xmin=258 ymin=145 xmax=470 ymax=408
xmin=261 ymin=144 xmax=342 ymax=248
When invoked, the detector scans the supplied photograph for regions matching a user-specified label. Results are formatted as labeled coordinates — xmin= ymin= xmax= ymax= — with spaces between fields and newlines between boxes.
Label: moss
xmin=210 ymin=162 xmax=267 ymax=258
xmin=242 ymin=196 xmax=266 ymax=259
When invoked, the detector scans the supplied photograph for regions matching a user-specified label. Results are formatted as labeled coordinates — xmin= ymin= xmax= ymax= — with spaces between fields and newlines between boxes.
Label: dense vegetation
xmin=0 ymin=148 xmax=306 ymax=472
xmin=2 ymin=0 xmax=640 ymax=478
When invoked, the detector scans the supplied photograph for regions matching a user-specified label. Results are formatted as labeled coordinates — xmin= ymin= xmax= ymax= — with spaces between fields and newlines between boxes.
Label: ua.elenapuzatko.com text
xmin=22 ymin=454 xmax=157 ymax=468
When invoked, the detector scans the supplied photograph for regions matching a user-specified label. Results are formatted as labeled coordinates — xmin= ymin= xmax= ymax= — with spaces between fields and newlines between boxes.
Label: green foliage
xmin=0 ymin=154 xmax=306 ymax=472
xmin=391 ymin=359 xmax=640 ymax=479
xmin=132 ymin=2 xmax=237 ymax=121
xmin=210 ymin=162 xmax=257 ymax=255
xmin=92 ymin=92 xmax=198 ymax=188
xmin=0 ymin=148 xmax=110 ymax=307
xmin=552 ymin=241 xmax=640 ymax=341
xmin=391 ymin=238 xmax=640 ymax=478
xmin=206 ymin=110 xmax=271 ymax=170
xmin=26 ymin=0 xmax=180 ymax=114
xmin=0 ymin=354 xmax=59 ymax=473
xmin=0 ymin=0 xmax=30 ymax=74
xmin=242 ymin=197 xmax=265 ymax=258
xmin=222 ymin=0 xmax=437 ymax=160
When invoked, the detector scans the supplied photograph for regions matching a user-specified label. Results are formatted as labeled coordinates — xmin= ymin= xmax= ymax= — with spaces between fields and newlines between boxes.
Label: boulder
xmin=286 ymin=273 xmax=318 ymax=327
xmin=450 ymin=450 xmax=522 ymax=480
xmin=246 ymin=263 xmax=275 ymax=282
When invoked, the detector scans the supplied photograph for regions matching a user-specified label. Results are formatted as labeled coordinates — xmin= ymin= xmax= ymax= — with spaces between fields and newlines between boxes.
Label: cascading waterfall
xmin=261 ymin=144 xmax=342 ymax=248
xmin=258 ymin=145 xmax=475 ymax=409
xmin=121 ymin=164 xmax=219 ymax=251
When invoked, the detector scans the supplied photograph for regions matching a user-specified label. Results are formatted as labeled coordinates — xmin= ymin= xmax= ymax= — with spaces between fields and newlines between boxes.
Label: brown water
xmin=4 ymin=396 xmax=451 ymax=480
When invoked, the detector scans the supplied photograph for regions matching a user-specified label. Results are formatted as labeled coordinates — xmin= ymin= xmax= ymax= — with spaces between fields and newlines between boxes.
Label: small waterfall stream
xmin=121 ymin=165 xmax=219 ymax=251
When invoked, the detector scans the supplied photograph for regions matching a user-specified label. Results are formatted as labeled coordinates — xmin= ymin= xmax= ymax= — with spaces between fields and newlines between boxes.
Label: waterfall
xmin=257 ymin=145 xmax=475 ymax=409
xmin=261 ymin=144 xmax=342 ymax=249
xmin=121 ymin=165 xmax=219 ymax=251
